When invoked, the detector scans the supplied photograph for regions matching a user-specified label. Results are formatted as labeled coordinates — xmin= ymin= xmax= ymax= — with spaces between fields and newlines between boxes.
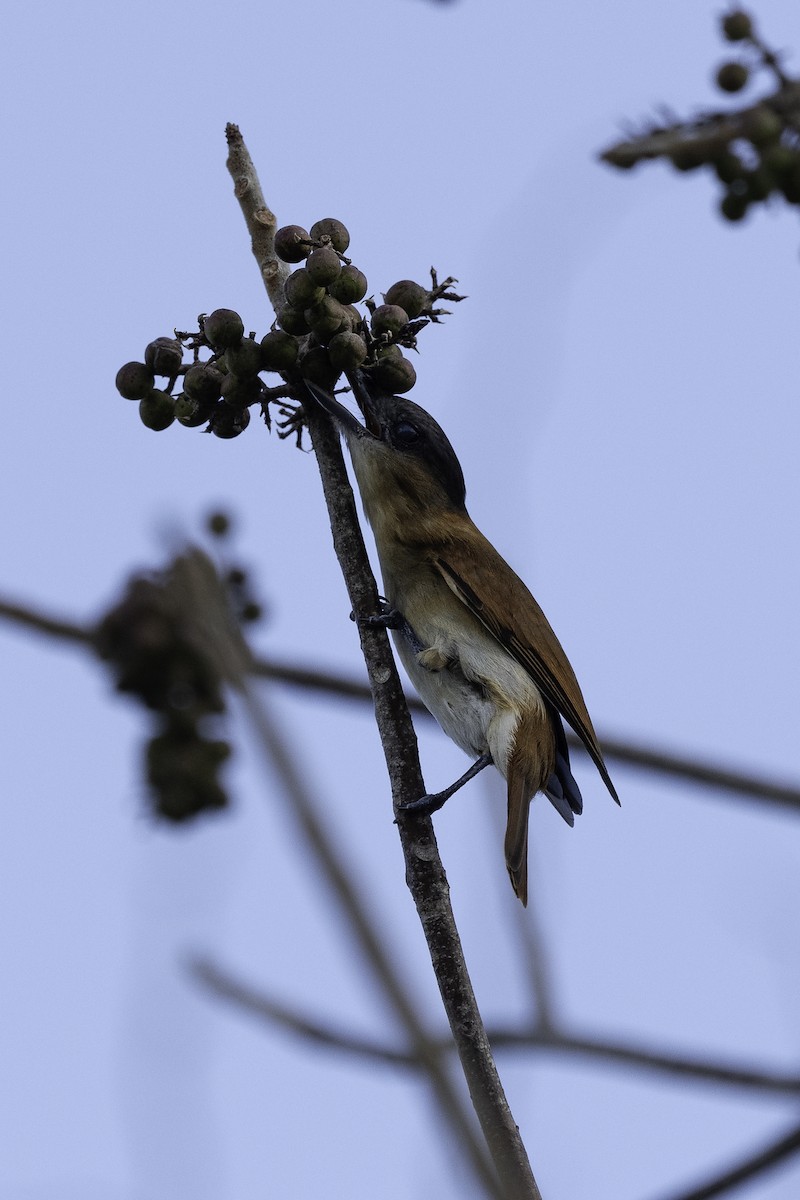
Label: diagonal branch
xmin=188 ymin=955 xmax=800 ymax=1098
xmin=3 ymin=592 xmax=800 ymax=813
xmin=647 ymin=1117 xmax=800 ymax=1200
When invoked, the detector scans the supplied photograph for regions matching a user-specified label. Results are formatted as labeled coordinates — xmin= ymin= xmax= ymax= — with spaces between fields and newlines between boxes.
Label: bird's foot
xmin=397 ymin=754 xmax=493 ymax=817
xmin=352 ymin=600 xmax=405 ymax=631
xmin=352 ymin=601 xmax=427 ymax=653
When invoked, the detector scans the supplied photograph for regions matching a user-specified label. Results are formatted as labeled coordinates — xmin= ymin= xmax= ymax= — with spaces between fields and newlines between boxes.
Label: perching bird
xmin=307 ymin=374 xmax=619 ymax=904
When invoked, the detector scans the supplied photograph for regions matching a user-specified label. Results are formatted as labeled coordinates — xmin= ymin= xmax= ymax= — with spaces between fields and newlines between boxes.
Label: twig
xmin=184 ymin=957 xmax=800 ymax=1098
xmin=0 ymin=597 xmax=91 ymax=645
xmin=224 ymin=123 xmax=541 ymax=1199
xmin=647 ymin=1117 xmax=800 ymax=1200
xmin=3 ymin=593 xmax=800 ymax=813
xmin=190 ymin=956 xmax=416 ymax=1069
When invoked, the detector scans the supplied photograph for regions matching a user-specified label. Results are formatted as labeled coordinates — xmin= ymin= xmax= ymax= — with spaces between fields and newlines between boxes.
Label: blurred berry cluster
xmin=94 ymin=517 xmax=261 ymax=821
xmin=602 ymin=10 xmax=800 ymax=224
xmin=115 ymin=215 xmax=462 ymax=438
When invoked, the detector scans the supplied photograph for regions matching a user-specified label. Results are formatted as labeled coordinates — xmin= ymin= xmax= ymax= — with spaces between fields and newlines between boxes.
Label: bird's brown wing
xmin=433 ymin=526 xmax=619 ymax=805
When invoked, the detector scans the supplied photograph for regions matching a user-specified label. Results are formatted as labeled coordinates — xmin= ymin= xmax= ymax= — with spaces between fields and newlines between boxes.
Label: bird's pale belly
xmin=390 ymin=609 xmax=547 ymax=783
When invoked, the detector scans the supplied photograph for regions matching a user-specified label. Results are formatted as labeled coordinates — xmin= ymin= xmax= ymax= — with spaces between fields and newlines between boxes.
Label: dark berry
xmin=309 ymin=218 xmax=350 ymax=253
xmin=371 ymin=304 xmax=409 ymax=338
xmin=207 ymin=511 xmax=232 ymax=537
xmin=175 ymin=393 xmax=210 ymax=427
xmin=722 ymin=11 xmax=753 ymax=41
xmin=306 ymin=245 xmax=342 ymax=286
xmin=260 ymin=330 xmax=299 ymax=371
xmin=277 ymin=306 xmax=310 ymax=336
xmin=145 ymin=337 xmax=183 ymax=377
xmin=211 ymin=405 xmax=251 ymax=438
xmin=139 ymin=389 xmax=176 ymax=431
xmin=384 ymin=280 xmax=428 ymax=319
xmin=284 ymin=268 xmax=326 ymax=310
xmin=204 ymin=309 xmax=245 ymax=350
xmin=720 ymin=190 xmax=749 ymax=221
xmin=184 ymin=363 xmax=223 ymax=404
xmin=274 ymin=225 xmax=311 ymax=263
xmin=715 ymin=61 xmax=749 ymax=93
xmin=328 ymin=265 xmax=368 ymax=304
xmin=116 ymin=361 xmax=154 ymax=400
xmin=225 ymin=338 xmax=263 ymax=380
xmin=370 ymin=353 xmax=416 ymax=393
xmin=328 ymin=331 xmax=368 ymax=372
xmin=305 ymin=295 xmax=347 ymax=340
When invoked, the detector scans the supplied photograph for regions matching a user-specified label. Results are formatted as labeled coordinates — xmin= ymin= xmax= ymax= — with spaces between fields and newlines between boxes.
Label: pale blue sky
xmin=3 ymin=1 xmax=800 ymax=1197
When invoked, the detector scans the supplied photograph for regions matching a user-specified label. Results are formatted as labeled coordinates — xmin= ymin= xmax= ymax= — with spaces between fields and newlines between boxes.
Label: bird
xmin=306 ymin=374 xmax=619 ymax=904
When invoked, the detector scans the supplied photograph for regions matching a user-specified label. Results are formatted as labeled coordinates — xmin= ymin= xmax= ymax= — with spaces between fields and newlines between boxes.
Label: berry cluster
xmin=115 ymin=215 xmax=462 ymax=438
xmin=94 ymin=523 xmax=262 ymax=822
xmin=601 ymin=10 xmax=800 ymax=224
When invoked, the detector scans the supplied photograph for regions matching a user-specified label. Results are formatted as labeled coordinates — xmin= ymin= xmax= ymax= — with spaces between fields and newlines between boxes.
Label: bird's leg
xmin=398 ymin=754 xmax=493 ymax=817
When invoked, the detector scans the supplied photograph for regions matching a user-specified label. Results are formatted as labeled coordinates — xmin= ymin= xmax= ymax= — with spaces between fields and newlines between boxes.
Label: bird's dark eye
xmin=394 ymin=421 xmax=420 ymax=445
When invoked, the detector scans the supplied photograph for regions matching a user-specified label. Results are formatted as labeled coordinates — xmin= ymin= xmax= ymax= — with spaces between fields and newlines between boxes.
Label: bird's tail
xmin=504 ymin=708 xmax=556 ymax=906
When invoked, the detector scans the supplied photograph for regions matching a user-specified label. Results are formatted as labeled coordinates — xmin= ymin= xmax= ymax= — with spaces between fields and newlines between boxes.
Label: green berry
xmin=145 ymin=337 xmax=183 ymax=377
xmin=284 ymin=268 xmax=326 ymax=310
xmin=274 ymin=224 xmax=311 ymax=263
xmin=384 ymin=280 xmax=428 ymax=319
xmin=260 ymin=330 xmax=299 ymax=371
xmin=341 ymin=305 xmax=365 ymax=334
xmin=370 ymin=353 xmax=416 ymax=393
xmin=277 ymin=306 xmax=310 ymax=336
xmin=328 ymin=331 xmax=368 ymax=372
xmin=116 ymin=361 xmax=154 ymax=400
xmin=225 ymin=337 xmax=263 ymax=380
xmin=722 ymin=10 xmax=753 ymax=41
xmin=306 ymin=245 xmax=342 ymax=286
xmin=204 ymin=308 xmax=245 ymax=350
xmin=328 ymin=265 xmax=368 ymax=304
xmin=310 ymin=218 xmax=350 ymax=253
xmin=715 ymin=61 xmax=749 ymax=93
xmin=305 ymin=295 xmax=347 ymax=340
xmin=139 ymin=389 xmax=176 ymax=431
xmin=371 ymin=304 xmax=409 ymax=338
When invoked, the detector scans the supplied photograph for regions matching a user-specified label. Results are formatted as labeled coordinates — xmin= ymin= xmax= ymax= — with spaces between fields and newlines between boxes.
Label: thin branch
xmin=0 ymin=597 xmax=91 ymax=645
xmin=185 ymin=956 xmax=800 ymax=1098
xmin=647 ymin=1117 xmax=800 ymax=1200
xmin=498 ymin=1028 xmax=800 ymax=1097
xmin=224 ymin=123 xmax=541 ymax=1200
xmin=3 ymin=591 xmax=800 ymax=813
xmin=190 ymin=956 xmax=416 ymax=1069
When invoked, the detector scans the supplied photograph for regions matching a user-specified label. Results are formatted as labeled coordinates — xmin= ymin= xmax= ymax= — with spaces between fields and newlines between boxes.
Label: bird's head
xmin=305 ymin=373 xmax=467 ymax=528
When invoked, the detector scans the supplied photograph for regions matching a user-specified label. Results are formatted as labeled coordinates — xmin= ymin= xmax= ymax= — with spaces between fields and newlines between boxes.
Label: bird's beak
xmin=304 ymin=372 xmax=386 ymax=440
